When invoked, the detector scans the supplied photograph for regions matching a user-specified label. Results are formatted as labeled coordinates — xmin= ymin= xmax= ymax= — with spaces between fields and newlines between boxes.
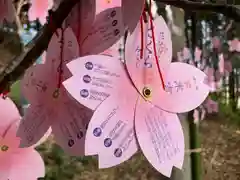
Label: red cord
xmin=140 ymin=16 xmax=144 ymax=59
xmin=57 ymin=28 xmax=64 ymax=89
xmin=147 ymin=0 xmax=165 ymax=90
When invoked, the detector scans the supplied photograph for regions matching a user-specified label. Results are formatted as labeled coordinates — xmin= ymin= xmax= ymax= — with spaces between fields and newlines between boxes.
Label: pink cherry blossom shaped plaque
xmin=79 ymin=5 xmax=125 ymax=55
xmin=125 ymin=15 xmax=209 ymax=113
xmin=63 ymin=54 xmax=183 ymax=177
xmin=0 ymin=97 xmax=45 ymax=180
xmin=63 ymin=0 xmax=96 ymax=45
xmin=63 ymin=54 xmax=139 ymax=168
xmin=17 ymin=27 xmax=93 ymax=156
xmin=63 ymin=14 xmax=209 ymax=177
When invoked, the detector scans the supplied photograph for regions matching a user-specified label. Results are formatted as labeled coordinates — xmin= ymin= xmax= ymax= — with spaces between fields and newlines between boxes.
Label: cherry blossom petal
xmin=125 ymin=15 xmax=172 ymax=102
xmin=17 ymin=104 xmax=52 ymax=148
xmin=64 ymin=0 xmax=95 ymax=44
xmin=2 ymin=120 xmax=20 ymax=151
xmin=135 ymin=100 xmax=184 ymax=177
xmin=32 ymin=127 xmax=52 ymax=147
xmin=0 ymin=98 xmax=20 ymax=137
xmin=45 ymin=27 xmax=79 ymax=80
xmin=80 ymin=7 xmax=125 ymax=55
xmin=8 ymin=149 xmax=45 ymax=180
xmin=63 ymin=55 xmax=129 ymax=110
xmin=158 ymin=62 xmax=209 ymax=113
xmin=51 ymin=97 xmax=93 ymax=156
xmin=0 ymin=155 xmax=11 ymax=180
xmin=85 ymin=90 xmax=138 ymax=168
xmin=21 ymin=64 xmax=54 ymax=103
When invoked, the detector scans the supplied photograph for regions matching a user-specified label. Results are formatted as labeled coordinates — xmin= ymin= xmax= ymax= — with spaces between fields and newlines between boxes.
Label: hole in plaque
xmin=142 ymin=87 xmax=152 ymax=99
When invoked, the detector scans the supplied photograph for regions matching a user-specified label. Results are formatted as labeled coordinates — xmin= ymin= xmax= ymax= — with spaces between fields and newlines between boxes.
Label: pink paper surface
xmin=85 ymin=91 xmax=138 ymax=168
xmin=19 ymin=27 xmax=92 ymax=155
xmin=63 ymin=55 xmax=128 ymax=110
xmin=17 ymin=104 xmax=53 ymax=147
xmin=125 ymin=15 xmax=172 ymax=101
xmin=96 ymin=0 xmax=121 ymax=15
xmin=157 ymin=62 xmax=209 ymax=113
xmin=45 ymin=27 xmax=79 ymax=80
xmin=32 ymin=127 xmax=52 ymax=147
xmin=0 ymin=119 xmax=45 ymax=180
xmin=135 ymin=100 xmax=184 ymax=177
xmin=0 ymin=98 xmax=20 ymax=137
xmin=122 ymin=0 xmax=144 ymax=33
xmin=21 ymin=64 xmax=55 ymax=103
xmin=8 ymin=149 xmax=45 ymax=180
xmin=64 ymin=0 xmax=95 ymax=44
xmin=100 ymin=39 xmax=122 ymax=57
xmin=80 ymin=8 xmax=125 ymax=55
xmin=51 ymin=96 xmax=93 ymax=156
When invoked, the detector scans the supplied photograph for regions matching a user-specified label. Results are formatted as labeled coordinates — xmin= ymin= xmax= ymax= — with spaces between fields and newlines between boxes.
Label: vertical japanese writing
xmin=157 ymin=31 xmax=168 ymax=57
xmin=135 ymin=26 xmax=154 ymax=69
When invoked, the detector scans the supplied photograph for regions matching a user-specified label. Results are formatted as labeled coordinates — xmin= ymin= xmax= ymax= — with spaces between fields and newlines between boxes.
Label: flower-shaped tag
xmin=63 ymin=0 xmax=96 ymax=45
xmin=63 ymin=54 xmax=184 ymax=177
xmin=28 ymin=0 xmax=53 ymax=24
xmin=17 ymin=27 xmax=93 ymax=156
xmin=126 ymin=16 xmax=209 ymax=113
xmin=0 ymin=0 xmax=15 ymax=25
xmin=63 ymin=15 xmax=209 ymax=177
xmin=55 ymin=0 xmax=124 ymax=55
xmin=80 ymin=4 xmax=125 ymax=55
xmin=63 ymin=55 xmax=129 ymax=110
xmin=0 ymin=97 xmax=45 ymax=180
xmin=63 ymin=55 xmax=139 ymax=168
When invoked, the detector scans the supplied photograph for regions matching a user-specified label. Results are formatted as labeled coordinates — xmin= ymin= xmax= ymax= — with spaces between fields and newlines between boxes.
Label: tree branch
xmin=156 ymin=0 xmax=240 ymax=22
xmin=0 ymin=0 xmax=79 ymax=92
